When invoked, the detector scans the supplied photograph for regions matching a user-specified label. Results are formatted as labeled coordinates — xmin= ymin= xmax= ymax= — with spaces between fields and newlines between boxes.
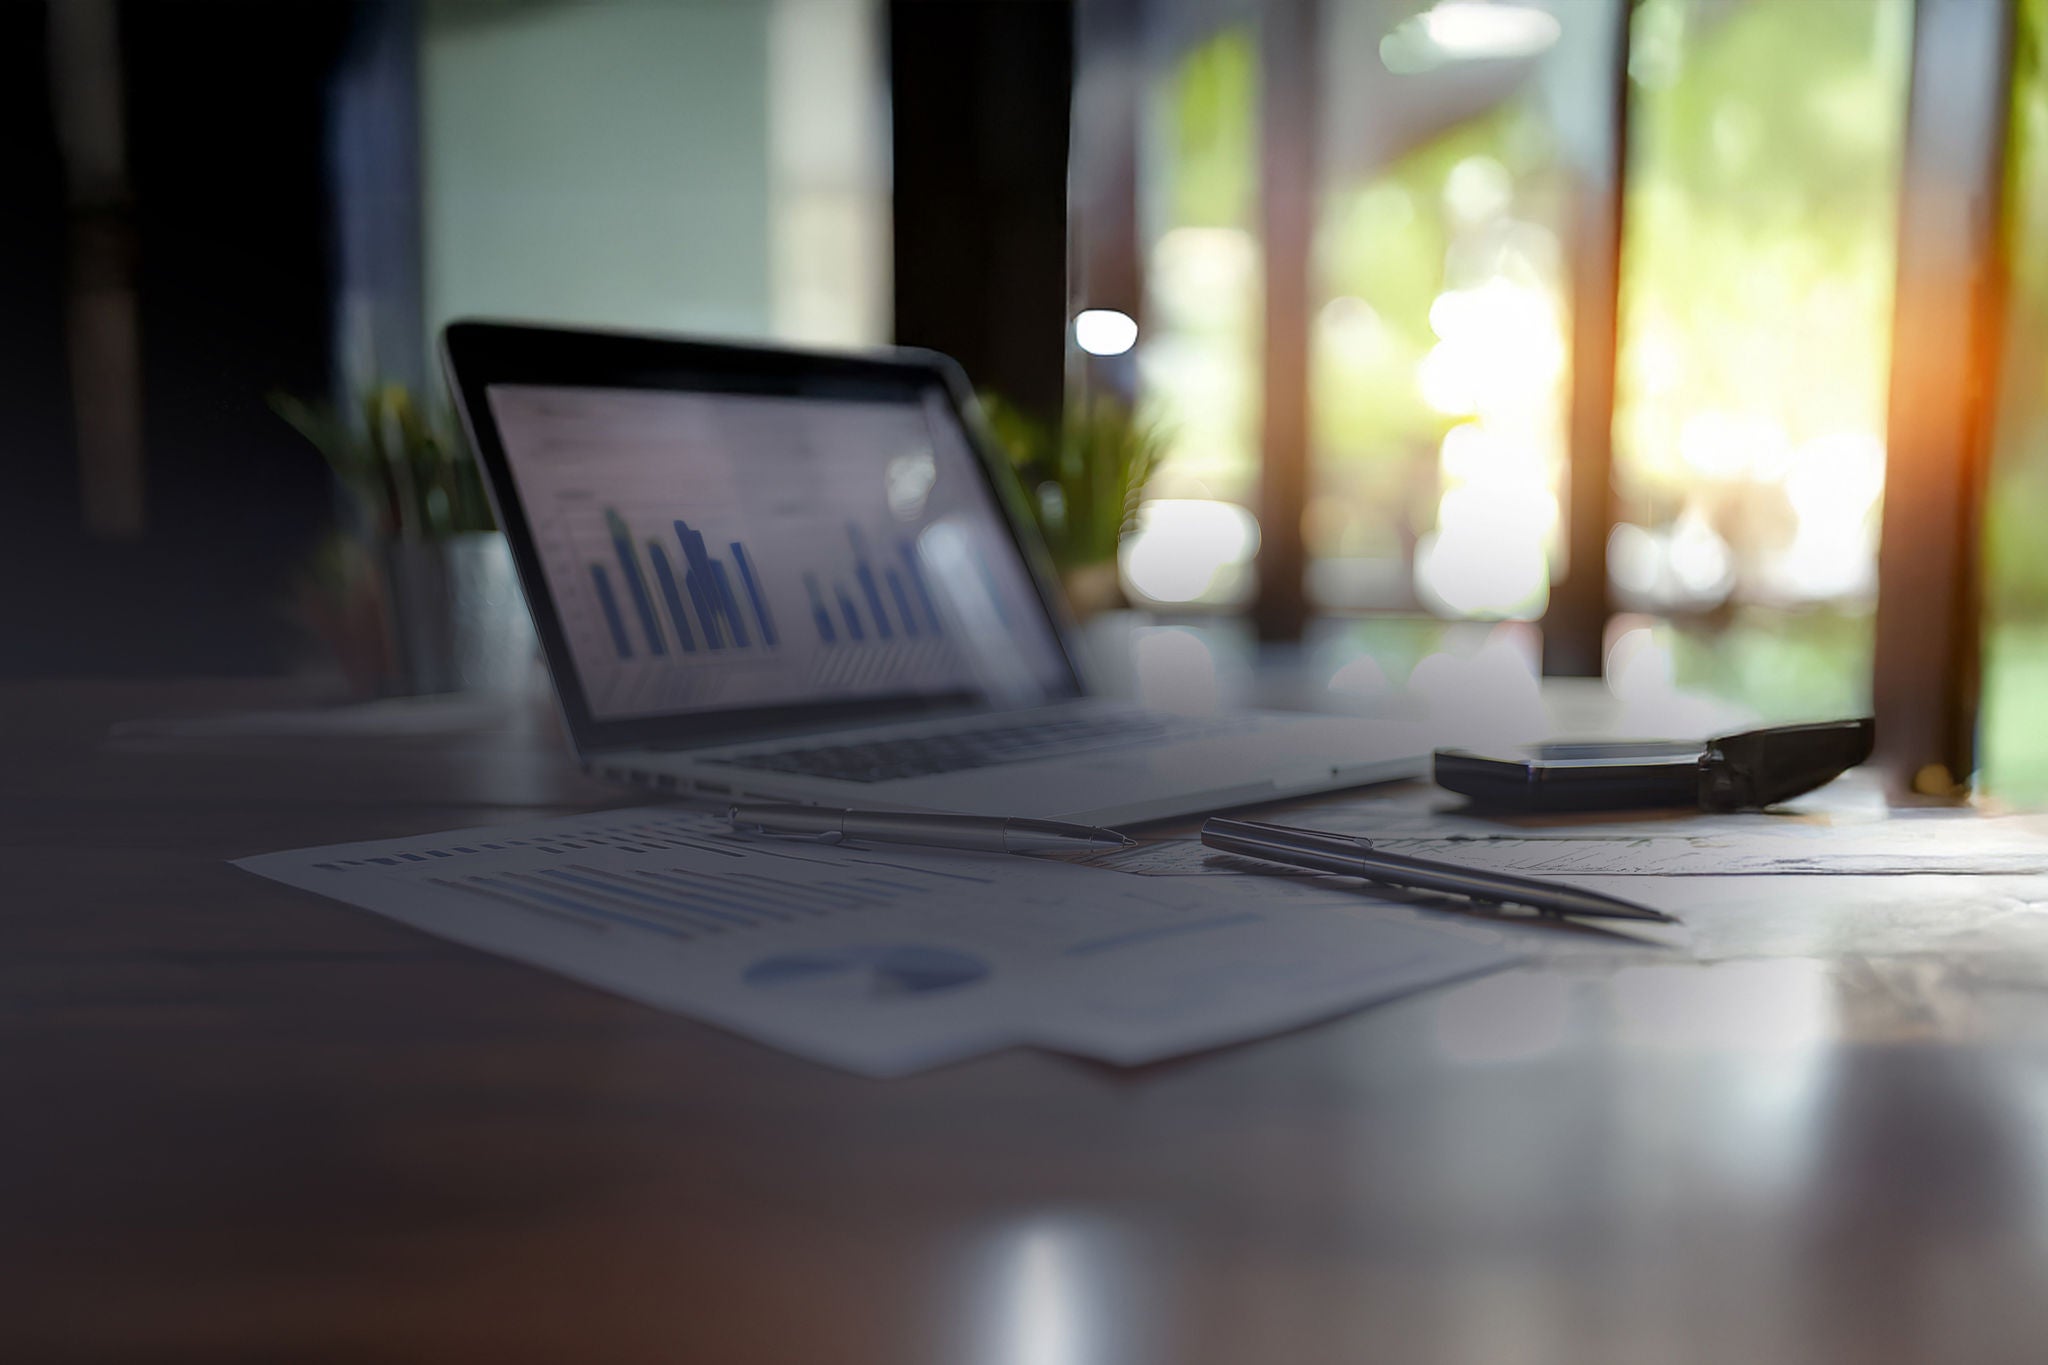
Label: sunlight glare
xmin=1120 ymin=499 xmax=1259 ymax=604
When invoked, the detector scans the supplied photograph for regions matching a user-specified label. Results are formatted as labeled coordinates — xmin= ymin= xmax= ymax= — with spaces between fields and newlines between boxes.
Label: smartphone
xmin=1432 ymin=719 xmax=1875 ymax=813
xmin=1433 ymin=740 xmax=1707 ymax=811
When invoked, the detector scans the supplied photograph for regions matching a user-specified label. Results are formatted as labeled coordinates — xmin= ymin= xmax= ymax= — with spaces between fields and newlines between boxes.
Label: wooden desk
xmin=9 ymin=682 xmax=2048 ymax=1363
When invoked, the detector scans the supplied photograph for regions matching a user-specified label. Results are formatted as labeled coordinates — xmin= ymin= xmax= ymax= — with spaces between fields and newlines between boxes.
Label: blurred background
xmin=3 ymin=0 xmax=2044 ymax=796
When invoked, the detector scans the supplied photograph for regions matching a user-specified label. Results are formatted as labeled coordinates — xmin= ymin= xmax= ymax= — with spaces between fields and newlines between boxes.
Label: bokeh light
xmin=1073 ymin=309 xmax=1138 ymax=357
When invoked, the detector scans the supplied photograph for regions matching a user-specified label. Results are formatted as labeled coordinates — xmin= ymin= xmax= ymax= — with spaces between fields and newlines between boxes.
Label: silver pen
xmin=729 ymin=803 xmax=1134 ymax=855
xmin=1201 ymin=817 xmax=1677 ymax=923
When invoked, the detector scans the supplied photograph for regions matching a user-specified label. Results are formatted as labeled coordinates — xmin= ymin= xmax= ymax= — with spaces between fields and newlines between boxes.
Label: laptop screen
xmin=485 ymin=382 xmax=1074 ymax=727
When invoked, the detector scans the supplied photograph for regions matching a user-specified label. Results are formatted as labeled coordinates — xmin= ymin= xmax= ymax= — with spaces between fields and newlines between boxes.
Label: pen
xmin=1200 ymin=817 xmax=1678 ymax=924
xmin=729 ymin=803 xmax=1134 ymax=855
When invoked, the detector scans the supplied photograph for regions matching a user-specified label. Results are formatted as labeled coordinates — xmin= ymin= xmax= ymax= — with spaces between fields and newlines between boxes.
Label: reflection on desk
xmin=10 ymin=680 xmax=2048 ymax=1363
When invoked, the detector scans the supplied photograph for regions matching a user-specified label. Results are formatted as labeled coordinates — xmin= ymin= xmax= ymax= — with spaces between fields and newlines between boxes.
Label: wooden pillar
xmin=1541 ymin=0 xmax=1632 ymax=677
xmin=889 ymin=0 xmax=1074 ymax=427
xmin=1871 ymin=0 xmax=2015 ymax=798
xmin=1253 ymin=0 xmax=1318 ymax=643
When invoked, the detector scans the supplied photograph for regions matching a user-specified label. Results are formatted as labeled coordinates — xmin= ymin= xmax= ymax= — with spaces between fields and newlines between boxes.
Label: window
xmin=1610 ymin=0 xmax=1912 ymax=722
xmin=1311 ymin=0 xmax=1596 ymax=623
xmin=1981 ymin=0 xmax=2048 ymax=800
xmin=1128 ymin=27 xmax=1264 ymax=608
xmin=1084 ymin=0 xmax=2001 ymax=753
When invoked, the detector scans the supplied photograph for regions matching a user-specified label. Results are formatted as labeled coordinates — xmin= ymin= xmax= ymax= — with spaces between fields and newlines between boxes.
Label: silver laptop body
xmin=443 ymin=322 xmax=1423 ymax=825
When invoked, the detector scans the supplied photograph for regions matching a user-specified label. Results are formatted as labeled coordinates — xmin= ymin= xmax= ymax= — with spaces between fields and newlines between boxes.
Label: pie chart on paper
xmin=743 ymin=944 xmax=990 ymax=999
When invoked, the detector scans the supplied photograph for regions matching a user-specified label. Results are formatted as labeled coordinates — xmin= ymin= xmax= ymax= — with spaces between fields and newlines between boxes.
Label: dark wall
xmin=1 ymin=2 xmax=1070 ymax=677
xmin=0 ymin=2 xmax=78 ymax=664
xmin=0 ymin=2 xmax=351 ymax=677
xmin=889 ymin=0 xmax=1074 ymax=425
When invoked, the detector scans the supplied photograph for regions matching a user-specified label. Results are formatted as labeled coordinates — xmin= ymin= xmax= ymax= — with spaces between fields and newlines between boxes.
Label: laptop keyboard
xmin=704 ymin=711 xmax=1257 ymax=784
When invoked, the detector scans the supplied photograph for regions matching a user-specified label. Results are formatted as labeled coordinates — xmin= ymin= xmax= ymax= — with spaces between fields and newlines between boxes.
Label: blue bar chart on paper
xmin=803 ymin=523 xmax=944 ymax=647
xmin=590 ymin=507 xmax=780 ymax=661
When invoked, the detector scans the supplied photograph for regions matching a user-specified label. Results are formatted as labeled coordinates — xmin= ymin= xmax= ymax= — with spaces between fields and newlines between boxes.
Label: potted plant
xmin=982 ymin=392 xmax=1167 ymax=616
xmin=274 ymin=383 xmax=531 ymax=695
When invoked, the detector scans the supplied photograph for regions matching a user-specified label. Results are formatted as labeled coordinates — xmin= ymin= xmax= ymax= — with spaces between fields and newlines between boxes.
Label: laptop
xmin=442 ymin=321 xmax=1425 ymax=825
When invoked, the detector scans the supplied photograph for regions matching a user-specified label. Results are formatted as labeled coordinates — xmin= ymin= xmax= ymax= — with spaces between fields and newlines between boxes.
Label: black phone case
xmin=1433 ymin=719 xmax=1875 ymax=813
xmin=1432 ymin=748 xmax=1702 ymax=811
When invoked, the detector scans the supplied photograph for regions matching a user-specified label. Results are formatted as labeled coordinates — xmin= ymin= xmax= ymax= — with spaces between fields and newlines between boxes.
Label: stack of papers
xmin=236 ymin=807 xmax=1515 ymax=1076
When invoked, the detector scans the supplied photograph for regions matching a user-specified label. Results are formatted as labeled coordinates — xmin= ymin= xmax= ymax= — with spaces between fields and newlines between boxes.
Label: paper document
xmin=1084 ymin=811 xmax=2048 ymax=879
xmin=235 ymin=807 xmax=1514 ymax=1077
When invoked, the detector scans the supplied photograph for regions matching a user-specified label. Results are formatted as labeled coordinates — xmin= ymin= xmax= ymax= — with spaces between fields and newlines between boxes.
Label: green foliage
xmin=1666 ymin=606 xmax=1873 ymax=722
xmin=1979 ymin=0 xmax=2048 ymax=796
xmin=1616 ymin=0 xmax=1912 ymax=483
xmin=984 ymin=393 xmax=1168 ymax=572
xmin=1982 ymin=623 xmax=2048 ymax=803
xmin=271 ymin=383 xmax=494 ymax=541
xmin=1315 ymin=102 xmax=1549 ymax=517
xmin=1160 ymin=27 xmax=1256 ymax=229
xmin=1985 ymin=0 xmax=2048 ymax=620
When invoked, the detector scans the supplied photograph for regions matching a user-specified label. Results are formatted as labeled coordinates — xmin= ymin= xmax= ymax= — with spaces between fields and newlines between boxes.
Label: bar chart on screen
xmin=588 ymin=507 xmax=779 ymax=661
xmin=488 ymin=382 xmax=1073 ymax=722
xmin=540 ymin=489 xmax=976 ymax=715
xmin=802 ymin=523 xmax=944 ymax=646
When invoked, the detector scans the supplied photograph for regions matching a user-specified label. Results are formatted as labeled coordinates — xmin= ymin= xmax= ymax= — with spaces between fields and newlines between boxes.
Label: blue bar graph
xmin=606 ymin=509 xmax=665 ymax=655
xmin=584 ymin=508 xmax=778 ymax=658
xmin=645 ymin=543 xmax=698 ymax=652
xmin=804 ymin=572 xmax=836 ymax=643
xmin=806 ymin=525 xmax=946 ymax=646
xmin=674 ymin=518 xmax=773 ymax=651
xmin=835 ymin=586 xmax=866 ymax=640
xmin=590 ymin=564 xmax=632 ymax=659
xmin=586 ymin=515 xmax=966 ymax=654
xmin=849 ymin=525 xmax=894 ymax=640
xmin=709 ymin=560 xmax=751 ymax=647
xmin=674 ymin=518 xmax=725 ymax=649
xmin=730 ymin=543 xmax=779 ymax=647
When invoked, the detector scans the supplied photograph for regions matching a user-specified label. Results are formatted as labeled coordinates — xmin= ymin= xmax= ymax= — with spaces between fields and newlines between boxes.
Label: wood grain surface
xmin=8 ymin=681 xmax=2047 ymax=1364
